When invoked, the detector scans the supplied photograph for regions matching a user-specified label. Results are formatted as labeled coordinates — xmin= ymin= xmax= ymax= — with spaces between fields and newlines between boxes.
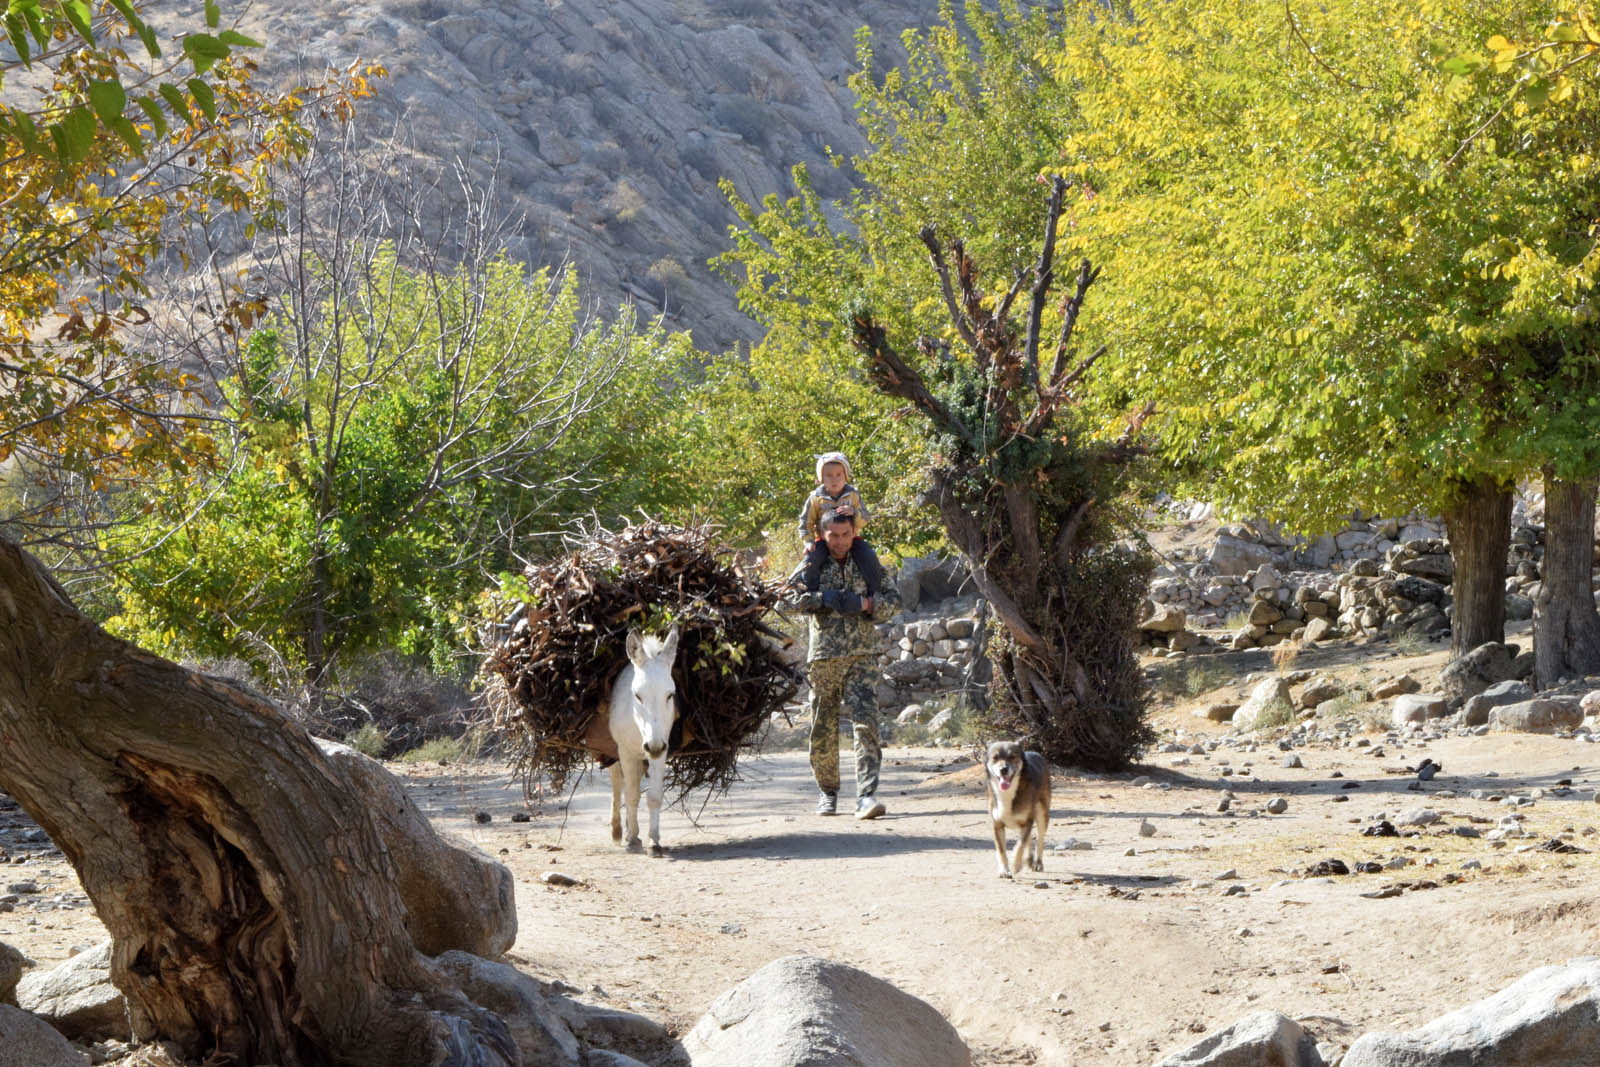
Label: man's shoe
xmin=816 ymin=790 xmax=838 ymax=816
xmin=854 ymin=796 xmax=886 ymax=820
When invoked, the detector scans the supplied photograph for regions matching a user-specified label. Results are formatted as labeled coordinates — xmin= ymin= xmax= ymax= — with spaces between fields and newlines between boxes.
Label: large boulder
xmin=13 ymin=941 xmax=127 ymax=1041
xmin=1391 ymin=693 xmax=1448 ymax=728
xmin=894 ymin=556 xmax=970 ymax=612
xmin=1342 ymin=957 xmax=1600 ymax=1066
xmin=1154 ymin=1010 xmax=1324 ymax=1067
xmin=1208 ymin=534 xmax=1279 ymax=576
xmin=1439 ymin=642 xmax=1519 ymax=702
xmin=1490 ymin=698 xmax=1584 ymax=734
xmin=1139 ymin=603 xmax=1188 ymax=633
xmin=1232 ymin=678 xmax=1294 ymax=732
xmin=0 ymin=1003 xmax=89 ymax=1067
xmin=1389 ymin=542 xmax=1454 ymax=581
xmin=1 ymin=941 xmax=27 ymax=1003
xmin=433 ymin=952 xmax=583 ymax=1067
xmin=314 ymin=739 xmax=516 ymax=958
xmin=1389 ymin=575 xmax=1447 ymax=606
xmin=1458 ymin=680 xmax=1535 ymax=727
xmin=683 ymin=955 xmax=970 ymax=1067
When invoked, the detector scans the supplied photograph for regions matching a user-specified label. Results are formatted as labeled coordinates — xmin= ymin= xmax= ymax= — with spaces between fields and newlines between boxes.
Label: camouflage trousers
xmin=806 ymin=654 xmax=881 ymax=797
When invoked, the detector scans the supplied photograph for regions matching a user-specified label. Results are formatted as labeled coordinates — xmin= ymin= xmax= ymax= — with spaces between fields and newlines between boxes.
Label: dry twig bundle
xmin=483 ymin=519 xmax=797 ymax=801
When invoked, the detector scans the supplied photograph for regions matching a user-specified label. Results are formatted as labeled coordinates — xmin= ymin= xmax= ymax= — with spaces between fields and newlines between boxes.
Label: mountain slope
xmin=244 ymin=0 xmax=947 ymax=351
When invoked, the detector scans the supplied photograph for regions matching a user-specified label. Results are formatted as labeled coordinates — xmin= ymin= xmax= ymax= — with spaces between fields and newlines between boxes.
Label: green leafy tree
xmin=1044 ymin=0 xmax=1600 ymax=673
xmin=107 ymin=256 xmax=696 ymax=685
xmin=711 ymin=1 xmax=1070 ymax=562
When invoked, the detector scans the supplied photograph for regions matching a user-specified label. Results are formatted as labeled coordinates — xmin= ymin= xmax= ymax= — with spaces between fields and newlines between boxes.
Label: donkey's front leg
xmin=609 ymin=763 xmax=624 ymax=845
xmin=622 ymin=758 xmax=644 ymax=851
xmin=645 ymin=755 xmax=667 ymax=856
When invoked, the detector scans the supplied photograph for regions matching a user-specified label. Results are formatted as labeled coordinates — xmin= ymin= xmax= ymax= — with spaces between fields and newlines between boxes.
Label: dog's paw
xmin=997 ymin=869 xmax=1014 ymax=879
xmin=1029 ymin=859 xmax=1044 ymax=872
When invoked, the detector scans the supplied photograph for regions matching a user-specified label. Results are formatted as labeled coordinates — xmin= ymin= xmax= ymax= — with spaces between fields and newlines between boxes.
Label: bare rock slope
xmin=246 ymin=0 xmax=945 ymax=351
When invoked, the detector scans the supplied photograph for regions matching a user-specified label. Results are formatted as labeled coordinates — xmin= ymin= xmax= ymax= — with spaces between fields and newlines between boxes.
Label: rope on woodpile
xmin=481 ymin=518 xmax=798 ymax=803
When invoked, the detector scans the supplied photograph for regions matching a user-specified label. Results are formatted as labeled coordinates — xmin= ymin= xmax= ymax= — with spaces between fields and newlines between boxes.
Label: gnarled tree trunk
xmin=1444 ymin=475 xmax=1512 ymax=659
xmin=0 ymin=536 xmax=516 ymax=1066
xmin=850 ymin=178 xmax=1151 ymax=770
xmin=1534 ymin=470 xmax=1600 ymax=689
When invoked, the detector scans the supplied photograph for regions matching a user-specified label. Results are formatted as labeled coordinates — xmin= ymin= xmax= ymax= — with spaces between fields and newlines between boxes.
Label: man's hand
xmin=862 ymin=595 xmax=874 ymax=616
xmin=820 ymin=589 xmax=863 ymax=614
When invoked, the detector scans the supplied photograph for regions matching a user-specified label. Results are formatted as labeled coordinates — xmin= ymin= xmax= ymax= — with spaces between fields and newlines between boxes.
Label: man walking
xmin=794 ymin=510 xmax=895 ymax=819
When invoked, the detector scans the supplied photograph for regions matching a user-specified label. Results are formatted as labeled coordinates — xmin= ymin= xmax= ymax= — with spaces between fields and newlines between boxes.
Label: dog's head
xmin=986 ymin=740 xmax=1026 ymax=792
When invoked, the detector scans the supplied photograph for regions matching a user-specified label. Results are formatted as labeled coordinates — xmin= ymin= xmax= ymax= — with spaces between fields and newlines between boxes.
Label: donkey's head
xmin=625 ymin=626 xmax=680 ymax=760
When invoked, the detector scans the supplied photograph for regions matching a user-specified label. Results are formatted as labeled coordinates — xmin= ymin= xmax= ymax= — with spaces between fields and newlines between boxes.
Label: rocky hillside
xmin=236 ymin=0 xmax=948 ymax=352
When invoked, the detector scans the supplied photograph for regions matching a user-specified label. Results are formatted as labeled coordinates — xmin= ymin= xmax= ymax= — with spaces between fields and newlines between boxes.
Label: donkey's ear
xmin=660 ymin=626 xmax=680 ymax=659
xmin=625 ymin=629 xmax=645 ymax=668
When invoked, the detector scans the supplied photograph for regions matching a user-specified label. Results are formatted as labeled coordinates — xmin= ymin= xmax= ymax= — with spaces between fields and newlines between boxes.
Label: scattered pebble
xmin=1265 ymin=798 xmax=1288 ymax=815
xmin=539 ymin=871 xmax=580 ymax=887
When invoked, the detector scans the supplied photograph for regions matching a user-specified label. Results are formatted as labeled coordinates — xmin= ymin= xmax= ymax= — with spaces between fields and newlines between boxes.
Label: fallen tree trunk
xmin=0 ymin=536 xmax=517 ymax=1065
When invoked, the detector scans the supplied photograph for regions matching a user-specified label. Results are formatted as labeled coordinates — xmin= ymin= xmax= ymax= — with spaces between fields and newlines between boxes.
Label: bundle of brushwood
xmin=483 ymin=519 xmax=798 ymax=800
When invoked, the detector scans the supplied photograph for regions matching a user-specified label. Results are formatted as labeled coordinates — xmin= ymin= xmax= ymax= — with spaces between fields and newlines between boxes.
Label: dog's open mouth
xmin=996 ymin=772 xmax=1014 ymax=790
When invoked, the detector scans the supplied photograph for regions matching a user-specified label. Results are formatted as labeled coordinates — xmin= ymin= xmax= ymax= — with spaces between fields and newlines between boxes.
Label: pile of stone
xmin=872 ymin=556 xmax=989 ymax=729
xmin=1140 ymin=510 xmax=1552 ymax=655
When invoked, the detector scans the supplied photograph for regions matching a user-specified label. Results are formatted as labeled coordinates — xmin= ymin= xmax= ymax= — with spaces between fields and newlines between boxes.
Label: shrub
xmin=343 ymin=723 xmax=387 ymax=759
xmin=398 ymin=737 xmax=467 ymax=764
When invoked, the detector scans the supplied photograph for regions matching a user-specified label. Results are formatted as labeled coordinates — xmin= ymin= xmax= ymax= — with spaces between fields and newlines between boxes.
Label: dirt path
xmin=7 ymin=692 xmax=1600 ymax=1065
xmin=409 ymin=720 xmax=1600 ymax=1066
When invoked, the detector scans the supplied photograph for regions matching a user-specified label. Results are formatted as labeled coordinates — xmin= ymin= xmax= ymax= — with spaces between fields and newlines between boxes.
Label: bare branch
xmin=992 ymin=268 xmax=1029 ymax=329
xmin=1050 ymin=496 xmax=1096 ymax=573
xmin=1046 ymin=259 xmax=1102 ymax=389
xmin=850 ymin=314 xmax=975 ymax=449
xmin=918 ymin=225 xmax=979 ymax=351
xmin=1021 ymin=176 xmax=1070 ymax=392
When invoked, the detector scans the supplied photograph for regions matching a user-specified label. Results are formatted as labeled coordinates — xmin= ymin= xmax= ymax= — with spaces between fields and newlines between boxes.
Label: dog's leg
xmin=1011 ymin=820 xmax=1032 ymax=875
xmin=992 ymin=820 xmax=1013 ymax=877
xmin=1030 ymin=801 xmax=1049 ymax=871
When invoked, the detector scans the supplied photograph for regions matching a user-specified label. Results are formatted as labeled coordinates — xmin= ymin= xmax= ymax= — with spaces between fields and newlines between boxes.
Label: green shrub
xmin=397 ymin=737 xmax=467 ymax=764
xmin=1184 ymin=660 xmax=1233 ymax=697
xmin=1391 ymin=629 xmax=1428 ymax=656
xmin=1251 ymin=700 xmax=1296 ymax=731
xmin=344 ymin=723 xmax=387 ymax=759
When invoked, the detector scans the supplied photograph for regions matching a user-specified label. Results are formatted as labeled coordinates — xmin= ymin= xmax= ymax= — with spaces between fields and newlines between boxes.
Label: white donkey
xmin=600 ymin=627 xmax=680 ymax=855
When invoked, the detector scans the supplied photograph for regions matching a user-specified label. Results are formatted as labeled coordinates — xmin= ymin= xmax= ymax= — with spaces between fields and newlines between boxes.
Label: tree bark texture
xmin=1444 ymin=476 xmax=1512 ymax=659
xmin=0 ymin=536 xmax=517 ymax=1066
xmin=1534 ymin=472 xmax=1600 ymax=689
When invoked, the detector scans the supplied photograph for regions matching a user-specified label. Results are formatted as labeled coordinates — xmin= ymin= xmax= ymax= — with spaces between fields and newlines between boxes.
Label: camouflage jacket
xmin=805 ymin=549 xmax=896 ymax=662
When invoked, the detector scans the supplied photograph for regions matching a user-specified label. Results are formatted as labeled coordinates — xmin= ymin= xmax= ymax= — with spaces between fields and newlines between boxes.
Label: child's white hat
xmin=815 ymin=451 xmax=851 ymax=482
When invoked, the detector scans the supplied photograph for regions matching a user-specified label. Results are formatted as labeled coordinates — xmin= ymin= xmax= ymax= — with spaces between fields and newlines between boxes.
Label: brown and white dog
xmin=985 ymin=740 xmax=1051 ymax=878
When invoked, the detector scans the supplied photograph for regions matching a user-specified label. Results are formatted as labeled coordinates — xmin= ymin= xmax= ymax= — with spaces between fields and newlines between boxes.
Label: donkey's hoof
xmin=650 ymin=843 xmax=668 ymax=857
xmin=625 ymin=837 xmax=644 ymax=853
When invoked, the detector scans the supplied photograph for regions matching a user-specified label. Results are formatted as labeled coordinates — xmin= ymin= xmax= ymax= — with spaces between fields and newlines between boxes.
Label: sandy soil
xmin=6 ymin=626 xmax=1600 ymax=1066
